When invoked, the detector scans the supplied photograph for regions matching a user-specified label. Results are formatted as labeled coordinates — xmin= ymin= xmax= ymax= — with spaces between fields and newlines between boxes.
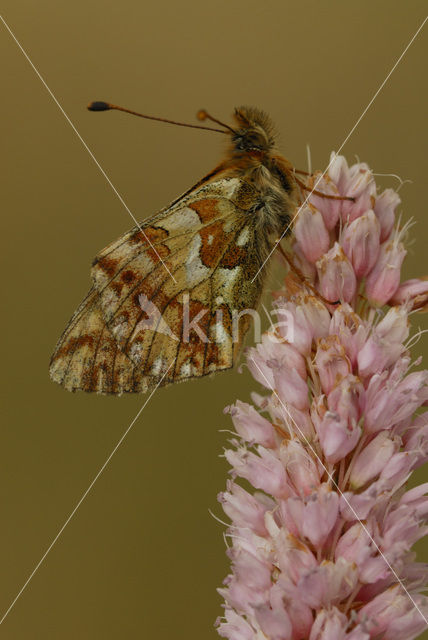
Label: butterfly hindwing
xmin=49 ymin=288 xmax=150 ymax=393
xmin=50 ymin=177 xmax=265 ymax=394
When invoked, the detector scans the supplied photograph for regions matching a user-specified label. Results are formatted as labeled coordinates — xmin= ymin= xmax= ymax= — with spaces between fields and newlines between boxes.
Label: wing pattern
xmin=50 ymin=178 xmax=265 ymax=394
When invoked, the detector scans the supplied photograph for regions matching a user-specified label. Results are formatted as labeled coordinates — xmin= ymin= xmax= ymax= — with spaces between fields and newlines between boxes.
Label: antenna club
xmin=197 ymin=109 xmax=208 ymax=121
xmin=87 ymin=101 xmax=111 ymax=112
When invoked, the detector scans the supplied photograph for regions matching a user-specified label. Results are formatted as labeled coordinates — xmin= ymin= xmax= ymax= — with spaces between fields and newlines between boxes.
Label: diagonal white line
xmin=0 ymin=14 xmax=177 ymax=284
xmin=0 ymin=363 xmax=173 ymax=625
xmin=249 ymin=356 xmax=428 ymax=626
xmin=252 ymin=15 xmax=428 ymax=283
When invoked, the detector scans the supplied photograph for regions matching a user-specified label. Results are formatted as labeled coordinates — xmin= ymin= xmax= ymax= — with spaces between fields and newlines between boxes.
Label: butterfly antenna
xmin=87 ymin=101 xmax=229 ymax=134
xmin=197 ymin=109 xmax=237 ymax=134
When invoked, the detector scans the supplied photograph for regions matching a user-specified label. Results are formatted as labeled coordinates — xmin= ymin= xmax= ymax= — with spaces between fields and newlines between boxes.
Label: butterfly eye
xmin=233 ymin=137 xmax=246 ymax=150
xmin=233 ymin=136 xmax=263 ymax=152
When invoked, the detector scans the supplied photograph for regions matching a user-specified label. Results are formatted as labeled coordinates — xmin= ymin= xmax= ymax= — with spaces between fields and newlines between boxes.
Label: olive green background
xmin=1 ymin=2 xmax=427 ymax=638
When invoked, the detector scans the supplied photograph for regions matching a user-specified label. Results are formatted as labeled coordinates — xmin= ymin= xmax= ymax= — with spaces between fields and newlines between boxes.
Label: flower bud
xmin=291 ymin=241 xmax=317 ymax=281
xmin=224 ymin=446 xmax=290 ymax=499
xmin=309 ymin=608 xmax=348 ymax=640
xmin=218 ymin=482 xmax=269 ymax=536
xmin=316 ymin=243 xmax=357 ymax=304
xmin=308 ymin=173 xmax=342 ymax=230
xmin=357 ymin=306 xmax=408 ymax=377
xmin=281 ymin=485 xmax=339 ymax=548
xmin=272 ymin=304 xmax=313 ymax=355
xmin=376 ymin=305 xmax=409 ymax=343
xmin=374 ymin=188 xmax=400 ymax=242
xmin=298 ymin=558 xmax=358 ymax=609
xmin=279 ymin=440 xmax=320 ymax=496
xmin=339 ymin=163 xmax=376 ymax=223
xmin=349 ymin=431 xmax=396 ymax=489
xmin=273 ymin=365 xmax=309 ymax=411
xmin=341 ymin=209 xmax=380 ymax=278
xmin=316 ymin=411 xmax=361 ymax=463
xmin=299 ymin=296 xmax=331 ymax=341
xmin=329 ymin=304 xmax=367 ymax=368
xmin=315 ymin=336 xmax=351 ymax=395
xmin=390 ymin=277 xmax=428 ymax=311
xmin=247 ymin=334 xmax=306 ymax=390
xmin=327 ymin=152 xmax=349 ymax=191
xmin=358 ymin=586 xmax=428 ymax=640
xmin=225 ymin=400 xmax=276 ymax=447
xmin=294 ymin=205 xmax=330 ymax=263
xmin=365 ymin=238 xmax=406 ymax=306
xmin=255 ymin=603 xmax=292 ymax=640
xmin=327 ymin=374 xmax=363 ymax=425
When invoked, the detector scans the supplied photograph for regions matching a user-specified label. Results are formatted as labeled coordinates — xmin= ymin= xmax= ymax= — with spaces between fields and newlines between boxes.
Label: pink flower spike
xmin=374 ymin=188 xmax=401 ymax=242
xmin=390 ymin=277 xmax=428 ymax=310
xmin=316 ymin=243 xmax=357 ymax=304
xmin=218 ymin=153 xmax=428 ymax=640
xmin=341 ymin=209 xmax=380 ymax=278
xmin=365 ymin=236 xmax=407 ymax=306
xmin=294 ymin=205 xmax=330 ymax=264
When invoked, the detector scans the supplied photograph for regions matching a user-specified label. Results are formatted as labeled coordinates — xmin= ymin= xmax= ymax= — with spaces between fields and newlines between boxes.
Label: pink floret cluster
xmin=216 ymin=154 xmax=428 ymax=640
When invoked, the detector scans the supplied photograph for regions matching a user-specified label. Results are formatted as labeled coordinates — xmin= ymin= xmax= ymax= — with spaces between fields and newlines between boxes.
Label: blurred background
xmin=1 ymin=1 xmax=427 ymax=638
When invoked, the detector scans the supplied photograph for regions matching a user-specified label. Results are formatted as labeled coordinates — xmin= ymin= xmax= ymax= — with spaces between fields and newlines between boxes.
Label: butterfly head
xmin=231 ymin=106 xmax=276 ymax=155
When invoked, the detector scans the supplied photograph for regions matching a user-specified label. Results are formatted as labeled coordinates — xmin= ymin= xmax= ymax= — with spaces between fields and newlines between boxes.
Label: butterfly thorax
xmin=217 ymin=106 xmax=299 ymax=241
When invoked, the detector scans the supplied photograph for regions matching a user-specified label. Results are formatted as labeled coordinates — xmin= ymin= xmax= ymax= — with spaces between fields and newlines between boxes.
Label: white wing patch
xmin=185 ymin=234 xmax=211 ymax=287
xmin=161 ymin=206 xmax=201 ymax=232
xmin=236 ymin=226 xmax=250 ymax=246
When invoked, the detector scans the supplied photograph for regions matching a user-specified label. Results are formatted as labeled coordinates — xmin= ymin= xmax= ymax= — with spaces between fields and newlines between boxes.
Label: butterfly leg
xmin=294 ymin=175 xmax=355 ymax=202
xmin=276 ymin=243 xmax=339 ymax=306
xmin=293 ymin=168 xmax=311 ymax=176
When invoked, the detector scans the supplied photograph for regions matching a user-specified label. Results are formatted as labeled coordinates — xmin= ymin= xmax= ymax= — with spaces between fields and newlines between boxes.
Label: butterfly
xmin=49 ymin=102 xmax=348 ymax=395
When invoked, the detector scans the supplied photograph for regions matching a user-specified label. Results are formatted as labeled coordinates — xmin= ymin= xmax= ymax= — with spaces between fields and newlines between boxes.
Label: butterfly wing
xmin=49 ymin=288 xmax=152 ymax=393
xmin=50 ymin=177 xmax=265 ymax=394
